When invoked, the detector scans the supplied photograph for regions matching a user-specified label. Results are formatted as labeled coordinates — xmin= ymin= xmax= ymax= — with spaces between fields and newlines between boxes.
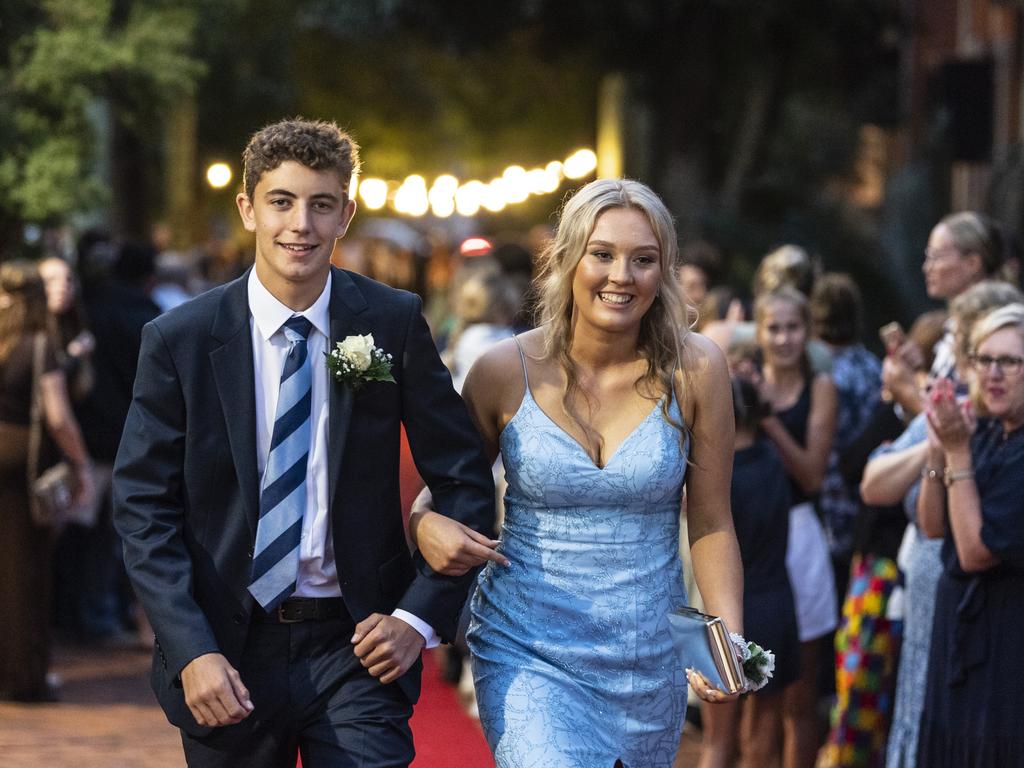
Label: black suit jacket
xmin=113 ymin=267 xmax=494 ymax=735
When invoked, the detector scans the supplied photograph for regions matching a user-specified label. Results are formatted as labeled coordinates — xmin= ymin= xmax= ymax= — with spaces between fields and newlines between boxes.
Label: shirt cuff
xmin=391 ymin=609 xmax=441 ymax=649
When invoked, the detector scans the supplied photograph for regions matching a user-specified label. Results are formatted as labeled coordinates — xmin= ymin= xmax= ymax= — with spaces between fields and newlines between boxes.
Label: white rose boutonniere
xmin=326 ymin=333 xmax=395 ymax=390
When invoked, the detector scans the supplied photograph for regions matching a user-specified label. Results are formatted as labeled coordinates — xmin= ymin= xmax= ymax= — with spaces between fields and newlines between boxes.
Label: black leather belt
xmin=254 ymin=597 xmax=348 ymax=624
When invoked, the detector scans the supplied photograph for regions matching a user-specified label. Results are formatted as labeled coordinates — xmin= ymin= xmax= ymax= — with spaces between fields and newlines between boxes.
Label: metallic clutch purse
xmin=667 ymin=606 xmax=745 ymax=694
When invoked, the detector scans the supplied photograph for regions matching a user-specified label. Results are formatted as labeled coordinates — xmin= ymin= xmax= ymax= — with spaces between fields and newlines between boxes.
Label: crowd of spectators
xmin=2 ymin=208 xmax=1023 ymax=768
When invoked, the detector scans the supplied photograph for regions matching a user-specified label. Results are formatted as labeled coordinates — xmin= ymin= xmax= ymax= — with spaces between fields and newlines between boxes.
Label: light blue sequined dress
xmin=467 ymin=352 xmax=690 ymax=768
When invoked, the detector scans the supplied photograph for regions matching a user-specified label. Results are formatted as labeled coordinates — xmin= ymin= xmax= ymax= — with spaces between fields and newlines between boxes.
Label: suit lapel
xmin=328 ymin=267 xmax=368 ymax=507
xmin=209 ymin=272 xmax=260 ymax=536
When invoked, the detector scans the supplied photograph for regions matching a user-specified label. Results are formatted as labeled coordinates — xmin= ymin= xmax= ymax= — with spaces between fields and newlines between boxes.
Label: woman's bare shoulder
xmin=468 ymin=331 xmax=536 ymax=377
xmin=674 ymin=332 xmax=730 ymax=424
xmin=678 ymin=332 xmax=728 ymax=384
xmin=463 ymin=330 xmax=541 ymax=399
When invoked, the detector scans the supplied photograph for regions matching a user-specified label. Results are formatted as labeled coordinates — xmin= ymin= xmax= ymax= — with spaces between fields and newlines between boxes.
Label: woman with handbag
xmin=0 ymin=259 xmax=93 ymax=702
xmin=407 ymin=179 xmax=744 ymax=767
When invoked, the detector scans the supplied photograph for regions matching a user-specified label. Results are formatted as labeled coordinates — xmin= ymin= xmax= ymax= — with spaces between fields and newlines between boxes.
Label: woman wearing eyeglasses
xmin=916 ymin=303 xmax=1024 ymax=767
xmin=883 ymin=212 xmax=1007 ymax=417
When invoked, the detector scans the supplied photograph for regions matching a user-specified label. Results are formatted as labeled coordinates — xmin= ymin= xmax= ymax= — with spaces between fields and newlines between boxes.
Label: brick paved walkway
xmin=0 ymin=644 xmax=183 ymax=768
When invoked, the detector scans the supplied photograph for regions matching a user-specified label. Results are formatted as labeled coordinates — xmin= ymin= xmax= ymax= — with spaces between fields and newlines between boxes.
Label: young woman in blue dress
xmin=409 ymin=179 xmax=744 ymax=767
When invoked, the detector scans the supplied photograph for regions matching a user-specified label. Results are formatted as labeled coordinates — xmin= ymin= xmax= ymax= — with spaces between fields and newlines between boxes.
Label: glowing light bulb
xmin=358 ymin=178 xmax=388 ymax=210
xmin=206 ymin=163 xmax=232 ymax=189
xmin=481 ymin=179 xmax=508 ymax=213
xmin=394 ymin=175 xmax=429 ymax=217
xmin=502 ymin=165 xmax=530 ymax=203
xmin=455 ymin=181 xmax=485 ymax=217
xmin=562 ymin=149 xmax=597 ymax=179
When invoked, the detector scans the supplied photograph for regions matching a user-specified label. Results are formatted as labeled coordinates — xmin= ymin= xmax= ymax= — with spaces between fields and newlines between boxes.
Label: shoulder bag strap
xmin=26 ymin=332 xmax=46 ymax=500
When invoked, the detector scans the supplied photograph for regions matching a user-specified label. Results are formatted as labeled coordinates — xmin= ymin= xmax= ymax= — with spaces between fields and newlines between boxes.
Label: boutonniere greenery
xmin=326 ymin=333 xmax=395 ymax=390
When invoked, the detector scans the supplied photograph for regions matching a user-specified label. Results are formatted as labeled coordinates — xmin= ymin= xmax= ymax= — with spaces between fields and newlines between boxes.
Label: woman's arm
xmin=39 ymin=370 xmax=93 ymax=504
xmin=915 ymin=438 xmax=947 ymax=539
xmin=860 ymin=441 xmax=928 ymax=506
xmin=761 ymin=373 xmax=837 ymax=495
xmin=941 ymin=446 xmax=997 ymax=571
xmin=683 ymin=335 xmax=744 ymax=635
xmin=683 ymin=335 xmax=744 ymax=703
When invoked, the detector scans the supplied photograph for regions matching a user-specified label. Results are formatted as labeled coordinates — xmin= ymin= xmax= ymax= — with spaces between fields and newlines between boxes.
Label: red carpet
xmin=410 ymin=651 xmax=494 ymax=767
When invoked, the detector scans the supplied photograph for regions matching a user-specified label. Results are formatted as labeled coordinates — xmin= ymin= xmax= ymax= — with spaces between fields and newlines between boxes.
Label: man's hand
xmin=180 ymin=653 xmax=253 ymax=728
xmin=352 ymin=614 xmax=425 ymax=684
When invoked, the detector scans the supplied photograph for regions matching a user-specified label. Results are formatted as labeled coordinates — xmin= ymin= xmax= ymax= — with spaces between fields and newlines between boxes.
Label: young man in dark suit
xmin=114 ymin=119 xmax=496 ymax=766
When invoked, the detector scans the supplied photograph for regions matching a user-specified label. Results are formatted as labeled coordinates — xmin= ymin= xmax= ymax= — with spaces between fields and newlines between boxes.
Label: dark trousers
xmin=181 ymin=616 xmax=416 ymax=768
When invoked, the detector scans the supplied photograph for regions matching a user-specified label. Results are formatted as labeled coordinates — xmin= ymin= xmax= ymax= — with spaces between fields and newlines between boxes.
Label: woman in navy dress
xmin=410 ymin=179 xmax=744 ymax=767
xmin=917 ymin=303 xmax=1024 ymax=767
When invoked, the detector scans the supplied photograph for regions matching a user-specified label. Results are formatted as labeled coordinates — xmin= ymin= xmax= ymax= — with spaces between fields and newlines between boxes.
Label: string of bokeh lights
xmin=206 ymin=148 xmax=598 ymax=218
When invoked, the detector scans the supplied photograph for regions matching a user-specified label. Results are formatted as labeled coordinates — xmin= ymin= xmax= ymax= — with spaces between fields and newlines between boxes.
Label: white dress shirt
xmin=248 ymin=270 xmax=438 ymax=647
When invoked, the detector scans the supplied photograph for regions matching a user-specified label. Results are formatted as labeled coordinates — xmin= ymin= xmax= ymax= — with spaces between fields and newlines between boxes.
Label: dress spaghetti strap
xmin=512 ymin=335 xmax=530 ymax=390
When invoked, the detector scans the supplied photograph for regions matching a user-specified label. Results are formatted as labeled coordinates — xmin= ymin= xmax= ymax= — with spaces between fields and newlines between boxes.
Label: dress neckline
xmin=505 ymin=385 xmax=665 ymax=471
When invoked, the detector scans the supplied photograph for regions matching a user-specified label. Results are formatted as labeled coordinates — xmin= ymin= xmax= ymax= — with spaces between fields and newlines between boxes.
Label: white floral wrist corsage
xmin=729 ymin=632 xmax=775 ymax=693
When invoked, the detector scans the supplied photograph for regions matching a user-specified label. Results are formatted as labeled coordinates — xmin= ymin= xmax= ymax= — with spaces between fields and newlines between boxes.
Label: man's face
xmin=236 ymin=160 xmax=356 ymax=305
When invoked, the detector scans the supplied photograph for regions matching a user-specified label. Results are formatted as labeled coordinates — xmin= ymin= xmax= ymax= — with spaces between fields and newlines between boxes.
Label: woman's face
xmin=38 ymin=258 xmax=74 ymax=315
xmin=571 ymin=207 xmax=662 ymax=338
xmin=923 ymin=223 xmax=982 ymax=301
xmin=973 ymin=327 xmax=1024 ymax=429
xmin=757 ymin=298 xmax=807 ymax=370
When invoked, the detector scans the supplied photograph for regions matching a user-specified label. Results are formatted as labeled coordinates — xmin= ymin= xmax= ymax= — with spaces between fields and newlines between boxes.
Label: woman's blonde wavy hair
xmin=533 ymin=179 xmax=694 ymax=455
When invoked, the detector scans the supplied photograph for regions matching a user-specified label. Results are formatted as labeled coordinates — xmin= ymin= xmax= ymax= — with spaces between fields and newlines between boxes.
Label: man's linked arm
xmin=113 ymin=321 xmax=219 ymax=677
xmin=394 ymin=294 xmax=496 ymax=641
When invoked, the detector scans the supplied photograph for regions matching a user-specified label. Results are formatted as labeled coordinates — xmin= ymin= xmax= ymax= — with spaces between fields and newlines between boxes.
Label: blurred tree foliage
xmin=3 ymin=0 xmax=912 ymax=321
xmin=0 ymin=0 xmax=203 ymax=249
xmin=284 ymin=0 xmax=907 ymax=300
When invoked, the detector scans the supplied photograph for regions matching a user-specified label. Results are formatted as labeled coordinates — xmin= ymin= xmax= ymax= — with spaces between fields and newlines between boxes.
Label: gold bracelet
xmin=943 ymin=467 xmax=974 ymax=488
xmin=920 ymin=467 xmax=942 ymax=482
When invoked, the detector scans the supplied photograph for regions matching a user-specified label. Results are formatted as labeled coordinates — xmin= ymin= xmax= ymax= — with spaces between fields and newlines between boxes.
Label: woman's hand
xmin=67 ymin=330 xmax=95 ymax=358
xmin=882 ymin=350 xmax=923 ymax=414
xmin=686 ymin=667 xmax=741 ymax=704
xmin=926 ymin=378 xmax=975 ymax=452
xmin=73 ymin=462 xmax=95 ymax=509
xmin=409 ymin=510 xmax=508 ymax=576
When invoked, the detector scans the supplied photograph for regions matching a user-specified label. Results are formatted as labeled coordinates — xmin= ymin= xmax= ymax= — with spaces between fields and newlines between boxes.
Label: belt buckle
xmin=276 ymin=603 xmax=303 ymax=624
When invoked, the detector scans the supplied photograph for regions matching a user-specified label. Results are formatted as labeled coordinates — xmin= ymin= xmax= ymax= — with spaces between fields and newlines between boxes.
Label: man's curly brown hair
xmin=241 ymin=118 xmax=361 ymax=202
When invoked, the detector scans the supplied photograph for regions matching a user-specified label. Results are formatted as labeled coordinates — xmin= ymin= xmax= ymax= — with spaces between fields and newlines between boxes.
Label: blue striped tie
xmin=249 ymin=315 xmax=313 ymax=612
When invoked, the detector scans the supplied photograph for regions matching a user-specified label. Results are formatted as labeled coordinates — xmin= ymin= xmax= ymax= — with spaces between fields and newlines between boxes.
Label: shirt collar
xmin=247 ymin=269 xmax=332 ymax=341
